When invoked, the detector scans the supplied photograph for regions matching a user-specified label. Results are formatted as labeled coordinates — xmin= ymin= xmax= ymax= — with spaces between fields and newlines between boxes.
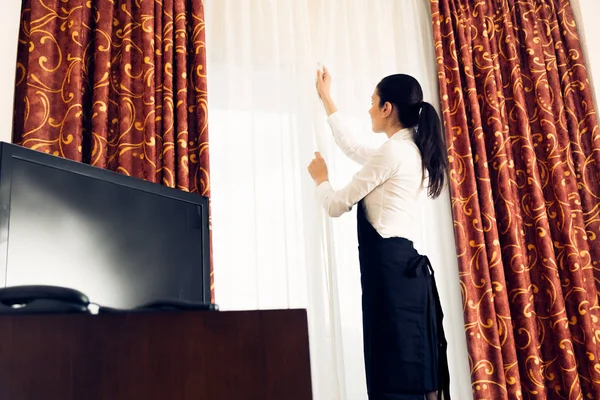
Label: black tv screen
xmin=0 ymin=142 xmax=210 ymax=308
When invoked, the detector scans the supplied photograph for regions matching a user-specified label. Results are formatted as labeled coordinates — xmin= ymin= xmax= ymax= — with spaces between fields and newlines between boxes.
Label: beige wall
xmin=0 ymin=0 xmax=21 ymax=143
xmin=571 ymin=0 xmax=600 ymax=109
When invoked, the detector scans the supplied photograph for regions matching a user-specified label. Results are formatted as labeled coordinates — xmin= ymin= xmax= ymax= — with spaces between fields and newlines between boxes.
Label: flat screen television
xmin=0 ymin=142 xmax=210 ymax=308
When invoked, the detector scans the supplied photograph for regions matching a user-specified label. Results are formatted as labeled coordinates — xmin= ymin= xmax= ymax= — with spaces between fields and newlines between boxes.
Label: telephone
xmin=0 ymin=285 xmax=218 ymax=315
xmin=0 ymin=285 xmax=91 ymax=315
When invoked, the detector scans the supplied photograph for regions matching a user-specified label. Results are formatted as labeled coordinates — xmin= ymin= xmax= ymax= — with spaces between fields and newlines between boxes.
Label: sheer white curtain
xmin=205 ymin=1 xmax=471 ymax=399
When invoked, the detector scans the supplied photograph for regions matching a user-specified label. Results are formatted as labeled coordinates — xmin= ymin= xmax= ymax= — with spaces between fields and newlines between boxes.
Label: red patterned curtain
xmin=14 ymin=0 xmax=209 ymax=193
xmin=430 ymin=0 xmax=600 ymax=398
xmin=13 ymin=0 xmax=212 ymax=296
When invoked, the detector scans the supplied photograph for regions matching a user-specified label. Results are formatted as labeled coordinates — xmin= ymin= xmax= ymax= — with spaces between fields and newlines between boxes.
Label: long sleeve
xmin=327 ymin=112 xmax=377 ymax=165
xmin=316 ymin=141 xmax=398 ymax=217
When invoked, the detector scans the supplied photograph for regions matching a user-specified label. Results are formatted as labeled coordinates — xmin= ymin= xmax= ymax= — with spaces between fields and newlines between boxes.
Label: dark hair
xmin=376 ymin=74 xmax=448 ymax=199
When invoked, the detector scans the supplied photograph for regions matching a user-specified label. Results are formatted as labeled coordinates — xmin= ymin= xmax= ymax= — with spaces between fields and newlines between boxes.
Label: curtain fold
xmin=430 ymin=0 xmax=600 ymax=398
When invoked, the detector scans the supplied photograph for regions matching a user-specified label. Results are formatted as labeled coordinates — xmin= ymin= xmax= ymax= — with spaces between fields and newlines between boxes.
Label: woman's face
xmin=369 ymin=89 xmax=389 ymax=133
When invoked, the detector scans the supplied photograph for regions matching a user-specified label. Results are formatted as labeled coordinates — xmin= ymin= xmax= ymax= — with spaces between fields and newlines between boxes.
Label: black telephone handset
xmin=0 ymin=285 xmax=91 ymax=315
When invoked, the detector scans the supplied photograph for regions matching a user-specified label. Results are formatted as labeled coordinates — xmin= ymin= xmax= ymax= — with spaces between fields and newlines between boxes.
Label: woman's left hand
xmin=308 ymin=152 xmax=329 ymax=185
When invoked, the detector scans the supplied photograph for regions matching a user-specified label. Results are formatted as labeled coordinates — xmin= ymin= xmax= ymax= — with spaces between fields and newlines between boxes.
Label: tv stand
xmin=0 ymin=309 xmax=312 ymax=399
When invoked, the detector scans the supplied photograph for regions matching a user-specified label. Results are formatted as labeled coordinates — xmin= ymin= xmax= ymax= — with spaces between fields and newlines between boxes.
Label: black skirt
xmin=357 ymin=201 xmax=450 ymax=400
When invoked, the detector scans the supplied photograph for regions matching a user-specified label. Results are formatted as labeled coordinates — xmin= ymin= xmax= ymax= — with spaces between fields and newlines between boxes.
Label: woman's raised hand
xmin=316 ymin=66 xmax=332 ymax=100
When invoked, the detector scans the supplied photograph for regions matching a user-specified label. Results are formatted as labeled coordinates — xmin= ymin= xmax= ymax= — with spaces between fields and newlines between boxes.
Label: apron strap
xmin=407 ymin=256 xmax=451 ymax=400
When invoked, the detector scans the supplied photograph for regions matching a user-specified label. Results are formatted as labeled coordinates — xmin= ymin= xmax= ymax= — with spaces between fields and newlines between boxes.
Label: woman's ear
xmin=382 ymin=101 xmax=393 ymax=118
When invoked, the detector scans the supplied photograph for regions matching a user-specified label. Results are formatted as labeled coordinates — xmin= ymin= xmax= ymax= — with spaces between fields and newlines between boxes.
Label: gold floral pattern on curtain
xmin=13 ymin=0 xmax=212 ymax=296
xmin=430 ymin=0 xmax=600 ymax=398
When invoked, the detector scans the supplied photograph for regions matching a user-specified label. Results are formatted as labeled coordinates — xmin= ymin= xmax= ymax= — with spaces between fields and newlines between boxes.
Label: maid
xmin=308 ymin=67 xmax=451 ymax=400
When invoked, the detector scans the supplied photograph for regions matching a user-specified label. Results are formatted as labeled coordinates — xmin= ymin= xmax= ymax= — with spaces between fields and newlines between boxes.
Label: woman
xmin=307 ymin=67 xmax=450 ymax=400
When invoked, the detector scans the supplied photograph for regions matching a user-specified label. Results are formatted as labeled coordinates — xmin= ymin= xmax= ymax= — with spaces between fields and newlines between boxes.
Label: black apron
xmin=357 ymin=200 xmax=450 ymax=400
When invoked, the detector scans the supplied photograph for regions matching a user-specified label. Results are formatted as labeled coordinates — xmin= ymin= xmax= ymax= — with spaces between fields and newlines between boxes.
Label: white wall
xmin=0 ymin=0 xmax=21 ymax=143
xmin=571 ymin=0 xmax=600 ymax=108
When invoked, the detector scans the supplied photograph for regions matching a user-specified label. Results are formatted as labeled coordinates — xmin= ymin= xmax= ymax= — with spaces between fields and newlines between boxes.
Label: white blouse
xmin=316 ymin=111 xmax=425 ymax=240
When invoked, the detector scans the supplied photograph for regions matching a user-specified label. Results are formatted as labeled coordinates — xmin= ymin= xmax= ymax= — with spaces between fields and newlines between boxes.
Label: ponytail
xmin=375 ymin=74 xmax=448 ymax=198
xmin=414 ymin=102 xmax=447 ymax=199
